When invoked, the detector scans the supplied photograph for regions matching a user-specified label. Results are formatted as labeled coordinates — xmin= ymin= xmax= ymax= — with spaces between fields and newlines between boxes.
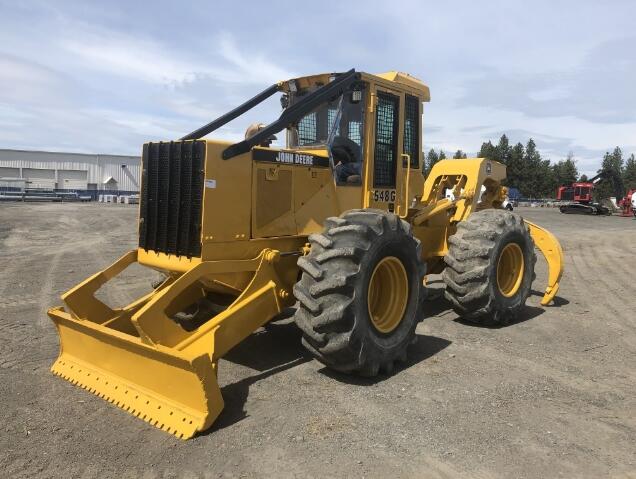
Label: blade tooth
xmin=50 ymin=360 xmax=204 ymax=439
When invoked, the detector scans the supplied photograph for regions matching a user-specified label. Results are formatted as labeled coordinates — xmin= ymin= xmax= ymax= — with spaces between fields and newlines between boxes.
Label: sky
xmin=0 ymin=0 xmax=635 ymax=176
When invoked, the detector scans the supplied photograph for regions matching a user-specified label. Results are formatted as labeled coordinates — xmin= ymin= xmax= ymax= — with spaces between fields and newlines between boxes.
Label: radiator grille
xmin=139 ymin=141 xmax=205 ymax=258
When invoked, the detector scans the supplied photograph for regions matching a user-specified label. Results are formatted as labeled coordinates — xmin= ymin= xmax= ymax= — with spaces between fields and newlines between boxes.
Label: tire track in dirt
xmin=0 ymin=259 xmax=22 ymax=302
xmin=36 ymin=250 xmax=63 ymax=329
xmin=591 ymin=235 xmax=636 ymax=276
xmin=567 ymin=244 xmax=632 ymax=329
xmin=578 ymin=244 xmax=634 ymax=327
xmin=578 ymin=241 xmax=631 ymax=291
xmin=0 ymin=210 xmax=89 ymax=372
xmin=467 ymin=343 xmax=631 ymax=399
xmin=0 ymin=252 xmax=64 ymax=371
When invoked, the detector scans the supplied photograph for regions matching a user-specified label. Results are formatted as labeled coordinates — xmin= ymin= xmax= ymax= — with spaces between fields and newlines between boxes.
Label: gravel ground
xmin=0 ymin=203 xmax=634 ymax=478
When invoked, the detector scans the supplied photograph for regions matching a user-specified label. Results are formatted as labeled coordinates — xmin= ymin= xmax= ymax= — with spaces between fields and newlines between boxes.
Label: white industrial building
xmin=0 ymin=148 xmax=141 ymax=193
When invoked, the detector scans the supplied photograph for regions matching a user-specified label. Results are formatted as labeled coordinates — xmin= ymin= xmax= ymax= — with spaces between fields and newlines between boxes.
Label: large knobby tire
xmin=293 ymin=209 xmax=426 ymax=376
xmin=442 ymin=209 xmax=536 ymax=325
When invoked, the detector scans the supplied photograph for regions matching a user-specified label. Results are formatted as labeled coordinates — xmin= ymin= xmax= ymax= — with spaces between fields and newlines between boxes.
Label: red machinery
xmin=617 ymin=189 xmax=636 ymax=217
xmin=557 ymin=170 xmax=623 ymax=215
xmin=557 ymin=181 xmax=593 ymax=202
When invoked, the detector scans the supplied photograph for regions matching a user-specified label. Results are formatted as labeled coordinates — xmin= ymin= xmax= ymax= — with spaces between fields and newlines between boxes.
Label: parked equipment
xmin=48 ymin=69 xmax=563 ymax=439
xmin=557 ymin=170 xmax=624 ymax=215
xmin=617 ymin=189 xmax=636 ymax=217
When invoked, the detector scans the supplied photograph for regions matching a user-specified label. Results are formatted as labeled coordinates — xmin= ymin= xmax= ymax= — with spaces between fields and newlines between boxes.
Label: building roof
xmin=0 ymin=148 xmax=138 ymax=159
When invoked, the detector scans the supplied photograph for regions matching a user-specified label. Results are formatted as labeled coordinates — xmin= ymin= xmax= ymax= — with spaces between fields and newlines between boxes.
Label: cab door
xmin=403 ymin=93 xmax=424 ymax=208
xmin=366 ymin=86 xmax=408 ymax=215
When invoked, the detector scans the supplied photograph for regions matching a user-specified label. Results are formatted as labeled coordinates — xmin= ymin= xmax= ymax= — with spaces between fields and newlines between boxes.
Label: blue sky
xmin=0 ymin=0 xmax=634 ymax=175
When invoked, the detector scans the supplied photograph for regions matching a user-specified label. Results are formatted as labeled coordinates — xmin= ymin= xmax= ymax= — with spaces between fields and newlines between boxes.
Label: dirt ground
xmin=0 ymin=203 xmax=634 ymax=478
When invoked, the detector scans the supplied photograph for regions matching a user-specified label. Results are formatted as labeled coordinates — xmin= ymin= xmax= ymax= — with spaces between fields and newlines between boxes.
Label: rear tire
xmin=294 ymin=209 xmax=425 ymax=376
xmin=442 ymin=209 xmax=536 ymax=326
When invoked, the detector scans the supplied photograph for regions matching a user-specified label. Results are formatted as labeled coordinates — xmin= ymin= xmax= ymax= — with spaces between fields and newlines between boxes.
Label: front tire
xmin=293 ymin=209 xmax=425 ymax=376
xmin=442 ymin=209 xmax=536 ymax=325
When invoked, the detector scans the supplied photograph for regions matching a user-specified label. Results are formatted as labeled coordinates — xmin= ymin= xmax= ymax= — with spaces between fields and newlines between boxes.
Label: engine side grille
xmin=139 ymin=141 xmax=205 ymax=258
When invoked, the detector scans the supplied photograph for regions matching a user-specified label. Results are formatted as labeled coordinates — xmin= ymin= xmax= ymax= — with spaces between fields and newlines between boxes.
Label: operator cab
xmin=274 ymin=71 xmax=430 ymax=207
xmin=182 ymin=68 xmax=430 ymax=215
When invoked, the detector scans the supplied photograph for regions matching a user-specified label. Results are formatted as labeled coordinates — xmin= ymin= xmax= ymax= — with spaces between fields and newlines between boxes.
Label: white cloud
xmin=217 ymin=32 xmax=295 ymax=84
xmin=57 ymin=26 xmax=294 ymax=89
xmin=528 ymin=87 xmax=571 ymax=102
xmin=0 ymin=54 xmax=71 ymax=106
xmin=61 ymin=34 xmax=200 ymax=86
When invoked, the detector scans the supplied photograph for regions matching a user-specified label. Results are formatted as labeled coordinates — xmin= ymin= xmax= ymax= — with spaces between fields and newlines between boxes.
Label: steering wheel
xmin=331 ymin=136 xmax=359 ymax=165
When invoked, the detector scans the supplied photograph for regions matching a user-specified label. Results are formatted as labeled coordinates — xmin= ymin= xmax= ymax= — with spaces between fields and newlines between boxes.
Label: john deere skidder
xmin=48 ymin=69 xmax=563 ymax=438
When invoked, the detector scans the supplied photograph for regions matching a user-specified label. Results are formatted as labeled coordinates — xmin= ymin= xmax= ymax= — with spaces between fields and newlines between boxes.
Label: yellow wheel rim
xmin=496 ymin=243 xmax=525 ymax=297
xmin=367 ymin=256 xmax=409 ymax=333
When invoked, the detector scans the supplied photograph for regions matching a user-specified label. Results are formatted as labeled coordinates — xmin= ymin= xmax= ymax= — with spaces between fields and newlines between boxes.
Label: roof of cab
xmin=284 ymin=70 xmax=430 ymax=102
xmin=374 ymin=71 xmax=430 ymax=101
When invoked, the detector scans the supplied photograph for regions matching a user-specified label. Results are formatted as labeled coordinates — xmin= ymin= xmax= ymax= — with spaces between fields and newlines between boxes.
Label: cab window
xmin=286 ymin=86 xmax=366 ymax=186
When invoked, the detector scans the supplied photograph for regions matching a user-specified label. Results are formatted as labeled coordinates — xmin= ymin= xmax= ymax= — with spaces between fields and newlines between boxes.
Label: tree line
xmin=423 ymin=134 xmax=636 ymax=199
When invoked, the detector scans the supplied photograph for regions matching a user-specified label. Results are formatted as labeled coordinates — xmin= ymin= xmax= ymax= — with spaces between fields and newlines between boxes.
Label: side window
xmin=403 ymin=94 xmax=420 ymax=169
xmin=348 ymin=120 xmax=362 ymax=145
xmin=297 ymin=112 xmax=317 ymax=145
xmin=373 ymin=92 xmax=400 ymax=188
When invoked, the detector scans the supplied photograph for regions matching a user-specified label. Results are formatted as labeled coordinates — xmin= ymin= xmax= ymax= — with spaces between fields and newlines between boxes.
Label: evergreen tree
xmin=439 ymin=150 xmax=447 ymax=160
xmin=595 ymin=147 xmax=624 ymax=200
xmin=496 ymin=134 xmax=511 ymax=166
xmin=471 ymin=135 xmax=630 ymax=199
xmin=424 ymin=149 xmax=439 ymax=175
xmin=478 ymin=140 xmax=497 ymax=161
xmin=623 ymin=153 xmax=636 ymax=191
xmin=506 ymin=142 xmax=525 ymax=190
xmin=537 ymin=159 xmax=555 ymax=197
xmin=453 ymin=149 xmax=467 ymax=159
xmin=522 ymin=139 xmax=543 ymax=197
xmin=478 ymin=135 xmax=509 ymax=164
xmin=553 ymin=152 xmax=579 ymax=188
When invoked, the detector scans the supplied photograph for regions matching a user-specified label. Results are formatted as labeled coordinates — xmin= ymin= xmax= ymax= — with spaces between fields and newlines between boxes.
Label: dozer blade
xmin=48 ymin=249 xmax=285 ymax=439
xmin=49 ymin=307 xmax=222 ymax=439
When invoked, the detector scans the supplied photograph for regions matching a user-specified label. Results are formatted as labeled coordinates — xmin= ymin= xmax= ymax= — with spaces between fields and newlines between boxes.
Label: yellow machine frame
xmin=48 ymin=70 xmax=563 ymax=439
